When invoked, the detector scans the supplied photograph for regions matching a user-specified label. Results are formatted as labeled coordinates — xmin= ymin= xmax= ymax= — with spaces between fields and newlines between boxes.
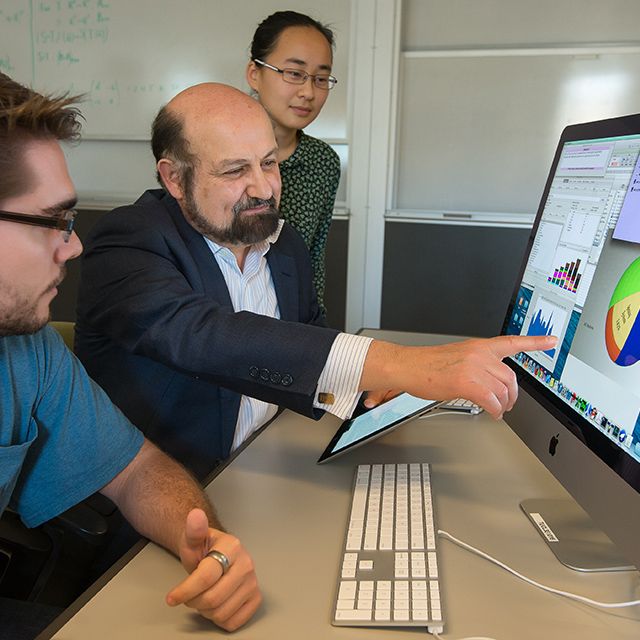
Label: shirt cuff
xmin=314 ymin=333 xmax=374 ymax=420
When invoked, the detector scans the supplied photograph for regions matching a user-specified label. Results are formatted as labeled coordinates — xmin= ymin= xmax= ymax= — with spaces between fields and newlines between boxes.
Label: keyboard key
xmin=338 ymin=581 xmax=357 ymax=599
xmin=364 ymin=534 xmax=377 ymax=550
xmin=335 ymin=610 xmax=373 ymax=621
xmin=428 ymin=552 xmax=439 ymax=578
xmin=379 ymin=537 xmax=393 ymax=549
xmin=352 ymin=487 xmax=368 ymax=519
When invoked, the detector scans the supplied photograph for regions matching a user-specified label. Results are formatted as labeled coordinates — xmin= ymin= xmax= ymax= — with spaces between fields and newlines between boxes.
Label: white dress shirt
xmin=204 ymin=221 xmax=372 ymax=451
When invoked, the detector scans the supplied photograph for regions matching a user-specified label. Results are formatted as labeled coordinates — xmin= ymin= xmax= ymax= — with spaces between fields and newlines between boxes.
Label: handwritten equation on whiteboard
xmin=1 ymin=0 xmax=348 ymax=138
xmin=0 ymin=0 xmax=222 ymax=136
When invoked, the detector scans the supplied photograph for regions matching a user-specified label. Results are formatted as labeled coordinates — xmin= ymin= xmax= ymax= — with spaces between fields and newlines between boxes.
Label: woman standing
xmin=246 ymin=11 xmax=340 ymax=316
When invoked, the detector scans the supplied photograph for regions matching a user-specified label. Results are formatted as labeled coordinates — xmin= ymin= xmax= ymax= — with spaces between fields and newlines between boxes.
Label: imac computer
xmin=502 ymin=113 xmax=640 ymax=572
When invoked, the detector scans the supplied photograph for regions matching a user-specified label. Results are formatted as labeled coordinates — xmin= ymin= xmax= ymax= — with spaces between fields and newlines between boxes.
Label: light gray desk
xmin=41 ymin=331 xmax=640 ymax=639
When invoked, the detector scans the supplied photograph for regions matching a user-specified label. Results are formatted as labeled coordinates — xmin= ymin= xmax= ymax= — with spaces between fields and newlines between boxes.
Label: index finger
xmin=167 ymin=556 xmax=223 ymax=607
xmin=492 ymin=334 xmax=558 ymax=358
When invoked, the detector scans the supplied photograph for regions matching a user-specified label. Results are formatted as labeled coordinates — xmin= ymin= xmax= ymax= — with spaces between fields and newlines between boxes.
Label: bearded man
xmin=75 ymin=83 xmax=337 ymax=480
xmin=74 ymin=82 xmax=554 ymax=482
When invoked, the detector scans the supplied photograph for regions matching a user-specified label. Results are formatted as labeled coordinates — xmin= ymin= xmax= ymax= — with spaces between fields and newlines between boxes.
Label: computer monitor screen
xmin=501 ymin=113 xmax=640 ymax=571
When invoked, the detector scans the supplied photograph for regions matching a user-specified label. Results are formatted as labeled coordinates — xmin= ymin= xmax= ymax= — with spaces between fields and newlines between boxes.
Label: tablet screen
xmin=317 ymin=393 xmax=441 ymax=464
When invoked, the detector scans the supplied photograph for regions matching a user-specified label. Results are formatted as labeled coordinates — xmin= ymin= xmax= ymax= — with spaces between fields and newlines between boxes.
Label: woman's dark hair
xmin=250 ymin=10 xmax=335 ymax=61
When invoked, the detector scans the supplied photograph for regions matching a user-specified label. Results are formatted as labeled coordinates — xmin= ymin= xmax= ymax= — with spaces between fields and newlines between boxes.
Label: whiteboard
xmin=0 ymin=0 xmax=350 ymax=140
xmin=395 ymin=51 xmax=640 ymax=216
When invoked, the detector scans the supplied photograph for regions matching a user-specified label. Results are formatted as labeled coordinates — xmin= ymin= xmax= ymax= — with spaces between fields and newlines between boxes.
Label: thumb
xmin=364 ymin=389 xmax=401 ymax=409
xmin=180 ymin=508 xmax=211 ymax=571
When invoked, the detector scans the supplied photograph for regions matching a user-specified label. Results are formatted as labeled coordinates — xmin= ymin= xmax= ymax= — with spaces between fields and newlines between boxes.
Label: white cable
xmin=438 ymin=529 xmax=640 ymax=609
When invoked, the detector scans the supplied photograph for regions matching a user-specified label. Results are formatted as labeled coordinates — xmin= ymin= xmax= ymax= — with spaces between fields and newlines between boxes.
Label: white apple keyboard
xmin=331 ymin=463 xmax=444 ymax=634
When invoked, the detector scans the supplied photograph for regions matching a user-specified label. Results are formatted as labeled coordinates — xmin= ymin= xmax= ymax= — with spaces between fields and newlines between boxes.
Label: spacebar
xmin=335 ymin=610 xmax=372 ymax=621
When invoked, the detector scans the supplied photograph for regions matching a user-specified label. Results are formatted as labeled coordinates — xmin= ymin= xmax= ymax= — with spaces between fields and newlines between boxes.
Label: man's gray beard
xmin=182 ymin=192 xmax=281 ymax=245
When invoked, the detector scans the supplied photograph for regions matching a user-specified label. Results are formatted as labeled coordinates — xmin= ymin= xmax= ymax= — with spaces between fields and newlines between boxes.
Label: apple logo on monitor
xmin=549 ymin=434 xmax=560 ymax=456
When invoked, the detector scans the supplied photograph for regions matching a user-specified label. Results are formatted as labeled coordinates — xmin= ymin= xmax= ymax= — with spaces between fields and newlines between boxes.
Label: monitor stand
xmin=520 ymin=498 xmax=635 ymax=572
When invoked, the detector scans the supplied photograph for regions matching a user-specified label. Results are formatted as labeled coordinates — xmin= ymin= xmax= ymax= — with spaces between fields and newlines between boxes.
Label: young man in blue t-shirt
xmin=0 ymin=72 xmax=261 ymax=637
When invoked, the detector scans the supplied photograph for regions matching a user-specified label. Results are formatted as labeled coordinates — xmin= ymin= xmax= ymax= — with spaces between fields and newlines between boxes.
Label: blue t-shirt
xmin=0 ymin=325 xmax=144 ymax=527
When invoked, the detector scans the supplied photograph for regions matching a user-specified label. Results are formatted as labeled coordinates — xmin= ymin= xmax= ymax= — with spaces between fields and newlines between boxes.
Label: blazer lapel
xmin=268 ymin=244 xmax=299 ymax=322
xmin=164 ymin=194 xmax=234 ymax=308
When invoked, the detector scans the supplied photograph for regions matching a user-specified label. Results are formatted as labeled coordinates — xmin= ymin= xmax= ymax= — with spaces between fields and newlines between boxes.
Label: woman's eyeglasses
xmin=253 ymin=59 xmax=337 ymax=90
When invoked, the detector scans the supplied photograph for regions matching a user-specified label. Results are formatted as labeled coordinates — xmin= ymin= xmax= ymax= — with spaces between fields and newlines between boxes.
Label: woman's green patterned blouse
xmin=278 ymin=131 xmax=341 ymax=316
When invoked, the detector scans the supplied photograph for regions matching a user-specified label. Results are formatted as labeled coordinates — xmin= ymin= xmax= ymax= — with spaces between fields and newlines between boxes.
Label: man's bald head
xmin=150 ymin=82 xmax=282 ymax=251
xmin=151 ymin=82 xmax=274 ymax=192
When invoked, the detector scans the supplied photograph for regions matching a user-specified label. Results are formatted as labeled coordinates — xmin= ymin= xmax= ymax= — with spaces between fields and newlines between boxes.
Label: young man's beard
xmin=0 ymin=267 xmax=65 ymax=336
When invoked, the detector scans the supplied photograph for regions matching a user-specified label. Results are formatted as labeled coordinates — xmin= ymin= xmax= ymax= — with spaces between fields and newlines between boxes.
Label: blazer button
xmin=260 ymin=368 xmax=270 ymax=381
xmin=270 ymin=372 xmax=282 ymax=384
xmin=249 ymin=366 xmax=260 ymax=378
xmin=282 ymin=374 xmax=293 ymax=386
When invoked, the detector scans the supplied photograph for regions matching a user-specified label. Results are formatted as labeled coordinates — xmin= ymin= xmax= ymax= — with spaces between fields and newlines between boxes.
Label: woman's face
xmin=246 ymin=26 xmax=333 ymax=134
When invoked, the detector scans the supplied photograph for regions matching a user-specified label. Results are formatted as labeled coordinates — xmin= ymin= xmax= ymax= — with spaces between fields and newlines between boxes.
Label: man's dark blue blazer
xmin=75 ymin=190 xmax=339 ymax=480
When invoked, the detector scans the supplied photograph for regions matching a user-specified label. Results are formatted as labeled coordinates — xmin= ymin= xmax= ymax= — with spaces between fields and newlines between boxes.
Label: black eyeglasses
xmin=253 ymin=59 xmax=337 ymax=90
xmin=0 ymin=209 xmax=76 ymax=242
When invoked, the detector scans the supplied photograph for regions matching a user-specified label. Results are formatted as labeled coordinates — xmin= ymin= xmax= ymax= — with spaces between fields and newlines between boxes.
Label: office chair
xmin=49 ymin=320 xmax=75 ymax=351
xmin=0 ymin=494 xmax=123 ymax=607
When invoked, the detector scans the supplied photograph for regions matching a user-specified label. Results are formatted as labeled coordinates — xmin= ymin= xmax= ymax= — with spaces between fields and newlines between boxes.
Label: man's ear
xmin=246 ymin=60 xmax=260 ymax=92
xmin=157 ymin=159 xmax=184 ymax=200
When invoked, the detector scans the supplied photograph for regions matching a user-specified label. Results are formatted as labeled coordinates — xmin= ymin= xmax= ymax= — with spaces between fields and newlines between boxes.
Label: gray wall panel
xmin=381 ymin=222 xmax=530 ymax=337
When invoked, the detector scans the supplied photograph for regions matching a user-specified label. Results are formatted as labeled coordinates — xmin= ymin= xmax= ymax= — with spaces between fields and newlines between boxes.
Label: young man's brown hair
xmin=0 ymin=73 xmax=82 ymax=202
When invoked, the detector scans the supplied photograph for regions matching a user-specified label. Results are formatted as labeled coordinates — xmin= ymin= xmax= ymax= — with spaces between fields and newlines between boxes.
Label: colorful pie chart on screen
xmin=605 ymin=257 xmax=640 ymax=367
